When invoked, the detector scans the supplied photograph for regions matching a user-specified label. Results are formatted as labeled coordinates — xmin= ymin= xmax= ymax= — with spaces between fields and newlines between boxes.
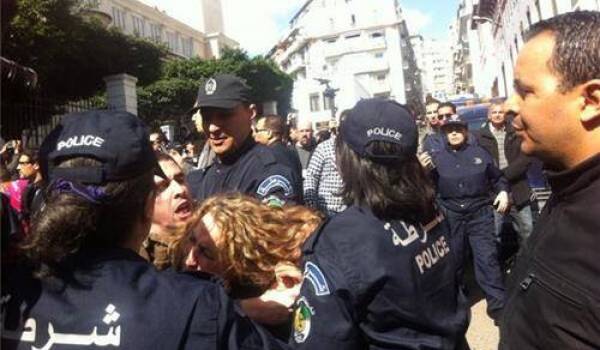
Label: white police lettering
xmin=57 ymin=135 xmax=105 ymax=151
xmin=366 ymin=127 xmax=403 ymax=141
xmin=1 ymin=302 xmax=121 ymax=348
xmin=384 ymin=221 xmax=419 ymax=247
xmin=414 ymin=236 xmax=450 ymax=274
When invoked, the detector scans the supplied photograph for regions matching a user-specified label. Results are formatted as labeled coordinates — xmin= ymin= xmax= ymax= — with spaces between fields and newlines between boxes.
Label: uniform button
xmin=456 ymin=164 xmax=460 ymax=168
xmin=458 ymin=182 xmax=464 ymax=188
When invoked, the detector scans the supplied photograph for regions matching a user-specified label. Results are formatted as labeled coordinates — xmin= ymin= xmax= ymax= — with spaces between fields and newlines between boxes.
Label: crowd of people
xmin=1 ymin=11 xmax=599 ymax=350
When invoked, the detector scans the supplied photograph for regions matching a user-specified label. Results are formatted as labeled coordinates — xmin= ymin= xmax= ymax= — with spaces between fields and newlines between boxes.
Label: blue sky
xmin=140 ymin=0 xmax=459 ymax=56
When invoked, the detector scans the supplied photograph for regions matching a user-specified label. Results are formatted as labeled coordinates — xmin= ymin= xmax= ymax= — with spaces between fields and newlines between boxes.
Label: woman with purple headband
xmin=1 ymin=110 xmax=287 ymax=350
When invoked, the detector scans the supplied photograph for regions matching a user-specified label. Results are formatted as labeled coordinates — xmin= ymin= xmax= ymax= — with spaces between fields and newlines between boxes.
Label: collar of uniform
xmin=546 ymin=153 xmax=600 ymax=199
xmin=218 ymin=135 xmax=256 ymax=165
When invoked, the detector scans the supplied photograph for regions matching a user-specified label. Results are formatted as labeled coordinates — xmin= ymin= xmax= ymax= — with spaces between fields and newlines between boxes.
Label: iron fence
xmin=1 ymin=95 xmax=108 ymax=148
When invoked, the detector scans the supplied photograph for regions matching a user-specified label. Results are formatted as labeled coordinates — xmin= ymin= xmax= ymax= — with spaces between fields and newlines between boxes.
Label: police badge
xmin=205 ymin=78 xmax=217 ymax=95
xmin=293 ymin=297 xmax=314 ymax=343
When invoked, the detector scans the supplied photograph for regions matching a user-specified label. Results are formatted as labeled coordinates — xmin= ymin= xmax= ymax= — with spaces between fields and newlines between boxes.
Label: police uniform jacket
xmin=500 ymin=154 xmax=600 ymax=349
xmin=290 ymin=206 xmax=469 ymax=349
xmin=474 ymin=123 xmax=532 ymax=208
xmin=432 ymin=139 xmax=509 ymax=213
xmin=188 ymin=137 xmax=300 ymax=204
xmin=1 ymin=248 xmax=287 ymax=350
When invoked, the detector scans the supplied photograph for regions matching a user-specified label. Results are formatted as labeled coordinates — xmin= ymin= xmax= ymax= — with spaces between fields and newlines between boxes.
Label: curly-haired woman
xmin=175 ymin=193 xmax=323 ymax=339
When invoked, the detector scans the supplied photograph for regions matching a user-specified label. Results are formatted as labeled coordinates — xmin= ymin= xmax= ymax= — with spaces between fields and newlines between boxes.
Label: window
xmin=351 ymin=14 xmax=356 ymax=26
xmin=325 ymin=36 xmax=338 ymax=43
xmin=150 ymin=23 xmax=162 ymax=43
xmin=309 ymin=94 xmax=320 ymax=112
xmin=370 ymin=31 xmax=384 ymax=38
xmin=132 ymin=15 xmax=145 ymax=37
xmin=111 ymin=7 xmax=126 ymax=30
xmin=551 ymin=0 xmax=558 ymax=16
xmin=535 ymin=0 xmax=542 ymax=20
xmin=374 ymin=72 xmax=386 ymax=81
xmin=373 ymin=51 xmax=384 ymax=59
xmin=182 ymin=37 xmax=193 ymax=57
xmin=166 ymin=32 xmax=179 ymax=52
xmin=526 ymin=9 xmax=532 ymax=27
xmin=345 ymin=33 xmax=360 ymax=39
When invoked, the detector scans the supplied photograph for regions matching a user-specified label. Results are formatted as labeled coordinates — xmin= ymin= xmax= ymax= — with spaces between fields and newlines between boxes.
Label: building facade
xmin=414 ymin=37 xmax=455 ymax=102
xmin=468 ymin=0 xmax=600 ymax=98
xmin=93 ymin=0 xmax=238 ymax=59
xmin=268 ymin=0 xmax=423 ymax=128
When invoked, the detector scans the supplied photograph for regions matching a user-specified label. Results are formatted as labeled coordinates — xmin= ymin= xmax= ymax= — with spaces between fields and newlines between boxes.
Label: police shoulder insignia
xmin=257 ymin=175 xmax=293 ymax=197
xmin=293 ymin=297 xmax=314 ymax=343
xmin=304 ymin=262 xmax=330 ymax=296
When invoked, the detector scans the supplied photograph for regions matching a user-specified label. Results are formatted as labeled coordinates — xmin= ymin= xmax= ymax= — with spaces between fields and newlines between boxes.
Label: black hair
xmin=437 ymin=102 xmax=457 ymax=114
xmin=257 ymin=114 xmax=286 ymax=138
xmin=21 ymin=157 xmax=154 ymax=278
xmin=335 ymin=135 xmax=436 ymax=223
xmin=20 ymin=149 xmax=39 ymax=164
xmin=525 ymin=11 xmax=600 ymax=92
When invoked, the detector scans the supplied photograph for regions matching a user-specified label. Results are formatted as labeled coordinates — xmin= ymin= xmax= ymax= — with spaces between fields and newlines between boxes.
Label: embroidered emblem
xmin=205 ymin=78 xmax=217 ymax=95
xmin=293 ymin=297 xmax=314 ymax=343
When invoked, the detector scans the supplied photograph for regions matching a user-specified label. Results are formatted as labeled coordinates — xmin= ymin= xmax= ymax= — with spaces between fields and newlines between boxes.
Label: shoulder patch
xmin=257 ymin=175 xmax=293 ymax=197
xmin=304 ymin=262 xmax=330 ymax=296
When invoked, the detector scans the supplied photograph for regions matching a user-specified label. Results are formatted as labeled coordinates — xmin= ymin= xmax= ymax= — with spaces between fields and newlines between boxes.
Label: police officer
xmin=290 ymin=98 xmax=469 ymax=349
xmin=187 ymin=74 xmax=300 ymax=206
xmin=430 ymin=115 xmax=509 ymax=321
xmin=1 ymin=110 xmax=286 ymax=350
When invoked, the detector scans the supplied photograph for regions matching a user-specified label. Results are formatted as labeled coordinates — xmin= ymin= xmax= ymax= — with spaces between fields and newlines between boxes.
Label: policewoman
xmin=290 ymin=98 xmax=469 ymax=349
xmin=187 ymin=74 xmax=301 ymax=206
xmin=1 ymin=111 xmax=286 ymax=350
xmin=430 ymin=115 xmax=509 ymax=321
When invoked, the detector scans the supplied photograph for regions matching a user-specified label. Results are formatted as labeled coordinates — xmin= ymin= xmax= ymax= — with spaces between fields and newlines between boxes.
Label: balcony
xmin=323 ymin=36 xmax=387 ymax=58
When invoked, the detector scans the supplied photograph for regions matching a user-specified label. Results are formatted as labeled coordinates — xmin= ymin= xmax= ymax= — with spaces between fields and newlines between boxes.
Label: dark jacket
xmin=432 ymin=140 xmax=509 ymax=213
xmin=188 ymin=137 xmax=300 ymax=205
xmin=1 ymin=248 xmax=287 ymax=350
xmin=500 ymin=154 xmax=600 ymax=349
xmin=290 ymin=206 xmax=469 ymax=349
xmin=475 ymin=123 xmax=532 ymax=208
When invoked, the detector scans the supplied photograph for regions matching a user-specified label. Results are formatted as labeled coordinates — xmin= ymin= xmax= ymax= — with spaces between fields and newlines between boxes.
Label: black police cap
xmin=40 ymin=110 xmax=164 ymax=184
xmin=340 ymin=98 xmax=418 ymax=160
xmin=190 ymin=74 xmax=250 ymax=112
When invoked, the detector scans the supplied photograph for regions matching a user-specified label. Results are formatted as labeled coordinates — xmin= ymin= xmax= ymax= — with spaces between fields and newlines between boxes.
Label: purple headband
xmin=52 ymin=179 xmax=108 ymax=204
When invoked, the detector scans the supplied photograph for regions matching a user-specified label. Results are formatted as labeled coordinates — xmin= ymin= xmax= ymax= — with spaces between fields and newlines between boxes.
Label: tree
xmin=137 ymin=48 xmax=293 ymax=126
xmin=2 ymin=0 xmax=165 ymax=102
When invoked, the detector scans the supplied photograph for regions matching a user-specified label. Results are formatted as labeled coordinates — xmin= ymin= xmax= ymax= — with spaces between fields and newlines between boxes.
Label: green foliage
xmin=3 ymin=0 xmax=165 ymax=102
xmin=138 ymin=48 xmax=293 ymax=124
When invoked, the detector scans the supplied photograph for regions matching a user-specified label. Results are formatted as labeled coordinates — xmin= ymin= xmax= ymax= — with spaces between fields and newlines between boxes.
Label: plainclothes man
xmin=499 ymin=11 xmax=600 ymax=349
xmin=475 ymin=102 xmax=533 ymax=247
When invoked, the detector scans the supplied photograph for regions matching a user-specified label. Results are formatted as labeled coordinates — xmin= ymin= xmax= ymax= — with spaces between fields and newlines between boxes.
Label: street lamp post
xmin=315 ymin=78 xmax=339 ymax=122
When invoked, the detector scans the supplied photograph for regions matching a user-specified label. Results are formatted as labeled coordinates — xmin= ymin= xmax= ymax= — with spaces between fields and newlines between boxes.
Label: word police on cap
xmin=366 ymin=127 xmax=403 ymax=141
xmin=57 ymin=135 xmax=105 ymax=151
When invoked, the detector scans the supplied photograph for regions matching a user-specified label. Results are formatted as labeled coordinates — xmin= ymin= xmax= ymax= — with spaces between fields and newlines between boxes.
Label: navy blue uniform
xmin=188 ymin=137 xmax=300 ymax=204
xmin=431 ymin=141 xmax=509 ymax=317
xmin=290 ymin=206 xmax=469 ymax=349
xmin=1 ymin=249 xmax=286 ymax=350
